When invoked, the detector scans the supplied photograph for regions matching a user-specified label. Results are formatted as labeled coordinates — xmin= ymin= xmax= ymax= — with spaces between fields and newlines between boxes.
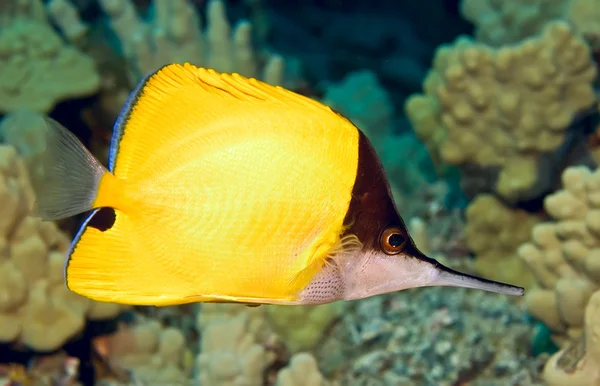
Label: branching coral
xmin=45 ymin=0 xmax=89 ymax=43
xmin=99 ymin=0 xmax=285 ymax=86
xmin=0 ymin=0 xmax=100 ymax=113
xmin=0 ymin=145 xmax=125 ymax=352
xmin=519 ymin=166 xmax=600 ymax=385
xmin=406 ymin=21 xmax=597 ymax=202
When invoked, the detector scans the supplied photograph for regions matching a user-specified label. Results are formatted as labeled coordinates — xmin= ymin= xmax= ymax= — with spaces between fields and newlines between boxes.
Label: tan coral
xmin=461 ymin=0 xmax=600 ymax=49
xmin=543 ymin=290 xmax=600 ymax=386
xmin=518 ymin=166 xmax=600 ymax=383
xmin=266 ymin=302 xmax=344 ymax=353
xmin=0 ymin=0 xmax=100 ymax=113
xmin=99 ymin=0 xmax=284 ymax=86
xmin=0 ymin=260 xmax=26 ymax=342
xmin=0 ymin=110 xmax=48 ymax=200
xmin=197 ymin=303 xmax=273 ymax=343
xmin=0 ymin=145 xmax=126 ymax=352
xmin=406 ymin=21 xmax=597 ymax=201
xmin=567 ymin=0 xmax=600 ymax=50
xmin=107 ymin=319 xmax=193 ymax=384
xmin=408 ymin=217 xmax=431 ymax=256
xmin=465 ymin=194 xmax=540 ymax=287
xmin=21 ymin=279 xmax=85 ymax=352
xmin=196 ymin=313 xmax=276 ymax=386
xmin=275 ymin=353 xmax=327 ymax=386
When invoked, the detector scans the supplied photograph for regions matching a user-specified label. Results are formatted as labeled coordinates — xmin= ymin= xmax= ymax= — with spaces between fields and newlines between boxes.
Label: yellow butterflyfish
xmin=33 ymin=63 xmax=524 ymax=307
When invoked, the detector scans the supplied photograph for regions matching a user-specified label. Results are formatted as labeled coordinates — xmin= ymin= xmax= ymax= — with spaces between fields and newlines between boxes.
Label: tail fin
xmin=33 ymin=117 xmax=108 ymax=221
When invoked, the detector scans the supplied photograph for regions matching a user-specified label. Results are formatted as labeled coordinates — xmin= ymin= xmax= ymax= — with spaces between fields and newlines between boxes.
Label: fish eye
xmin=380 ymin=227 xmax=406 ymax=255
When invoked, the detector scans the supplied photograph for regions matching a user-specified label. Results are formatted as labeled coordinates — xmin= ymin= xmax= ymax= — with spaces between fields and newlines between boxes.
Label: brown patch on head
xmin=342 ymin=131 xmax=419 ymax=255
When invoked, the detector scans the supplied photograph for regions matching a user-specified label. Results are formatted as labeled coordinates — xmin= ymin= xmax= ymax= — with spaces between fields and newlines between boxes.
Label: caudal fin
xmin=33 ymin=117 xmax=107 ymax=221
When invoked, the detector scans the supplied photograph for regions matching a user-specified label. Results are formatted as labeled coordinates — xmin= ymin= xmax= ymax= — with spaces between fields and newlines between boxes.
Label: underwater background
xmin=0 ymin=0 xmax=599 ymax=385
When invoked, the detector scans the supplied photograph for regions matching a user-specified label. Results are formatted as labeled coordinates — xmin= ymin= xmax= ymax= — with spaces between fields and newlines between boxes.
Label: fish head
xmin=296 ymin=131 xmax=524 ymax=305
xmin=336 ymin=223 xmax=525 ymax=301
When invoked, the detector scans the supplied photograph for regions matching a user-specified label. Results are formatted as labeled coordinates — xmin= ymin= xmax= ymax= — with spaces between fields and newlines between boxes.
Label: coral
xmin=566 ymin=0 xmax=600 ymax=50
xmin=99 ymin=0 xmax=285 ymax=86
xmin=591 ymin=103 xmax=600 ymax=164
xmin=379 ymin=133 xmax=439 ymax=205
xmin=0 ymin=0 xmax=100 ymax=113
xmin=460 ymin=0 xmax=600 ymax=49
xmin=322 ymin=70 xmax=393 ymax=147
xmin=518 ymin=166 xmax=600 ymax=385
xmin=275 ymin=353 xmax=327 ymax=386
xmin=266 ymin=302 xmax=344 ymax=353
xmin=406 ymin=21 xmax=597 ymax=202
xmin=45 ymin=0 xmax=89 ymax=43
xmin=197 ymin=303 xmax=273 ymax=343
xmin=334 ymin=285 xmax=540 ymax=385
xmin=0 ymin=145 xmax=125 ymax=352
xmin=321 ymin=70 xmax=438 ymax=205
xmin=465 ymin=194 xmax=540 ymax=288
xmin=194 ymin=303 xmax=338 ymax=385
xmin=405 ymin=194 xmax=471 ymax=260
xmin=104 ymin=318 xmax=193 ymax=384
xmin=0 ymin=110 xmax=49 ymax=189
xmin=196 ymin=313 xmax=276 ymax=386
xmin=0 ymin=353 xmax=81 ymax=385
xmin=543 ymin=291 xmax=600 ymax=386
xmin=408 ymin=217 xmax=431 ymax=255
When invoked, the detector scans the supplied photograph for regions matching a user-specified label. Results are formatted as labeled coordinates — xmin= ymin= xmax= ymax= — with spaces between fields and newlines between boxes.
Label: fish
xmin=33 ymin=63 xmax=524 ymax=307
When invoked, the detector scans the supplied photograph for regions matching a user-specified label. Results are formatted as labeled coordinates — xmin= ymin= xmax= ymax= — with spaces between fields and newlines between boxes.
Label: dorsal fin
xmin=108 ymin=63 xmax=336 ymax=179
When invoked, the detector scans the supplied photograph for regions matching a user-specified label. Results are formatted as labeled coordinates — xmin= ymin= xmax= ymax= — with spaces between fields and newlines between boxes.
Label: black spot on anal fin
xmin=88 ymin=207 xmax=116 ymax=232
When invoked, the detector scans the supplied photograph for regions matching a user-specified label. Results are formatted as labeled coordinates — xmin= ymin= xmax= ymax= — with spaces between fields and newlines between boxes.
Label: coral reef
xmin=5 ymin=0 xmax=600 ymax=384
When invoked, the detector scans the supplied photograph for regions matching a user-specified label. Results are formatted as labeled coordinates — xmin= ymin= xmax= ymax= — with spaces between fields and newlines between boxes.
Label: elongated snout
xmin=341 ymin=249 xmax=524 ymax=301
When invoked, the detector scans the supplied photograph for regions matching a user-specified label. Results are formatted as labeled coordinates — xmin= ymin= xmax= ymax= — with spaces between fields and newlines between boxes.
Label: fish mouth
xmin=430 ymin=261 xmax=525 ymax=296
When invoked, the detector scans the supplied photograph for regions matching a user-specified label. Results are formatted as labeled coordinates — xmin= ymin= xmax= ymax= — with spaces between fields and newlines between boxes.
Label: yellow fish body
xmin=35 ymin=63 xmax=524 ymax=307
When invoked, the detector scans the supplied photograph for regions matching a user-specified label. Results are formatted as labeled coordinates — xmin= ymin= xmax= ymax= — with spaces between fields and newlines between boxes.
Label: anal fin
xmin=65 ymin=208 xmax=189 ymax=306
